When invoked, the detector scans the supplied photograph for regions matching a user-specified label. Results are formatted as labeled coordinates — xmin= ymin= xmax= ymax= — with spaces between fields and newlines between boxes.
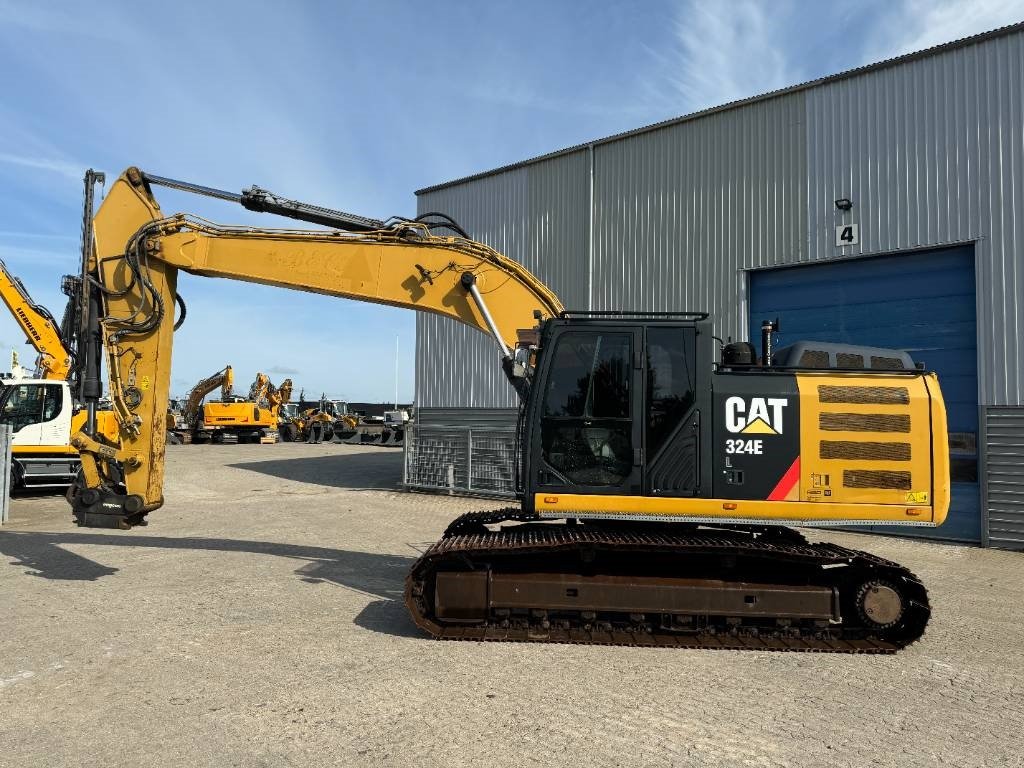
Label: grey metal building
xmin=405 ymin=23 xmax=1024 ymax=549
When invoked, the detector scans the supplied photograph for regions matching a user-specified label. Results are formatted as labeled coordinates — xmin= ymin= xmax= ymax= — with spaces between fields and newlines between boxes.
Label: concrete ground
xmin=1 ymin=442 xmax=1022 ymax=768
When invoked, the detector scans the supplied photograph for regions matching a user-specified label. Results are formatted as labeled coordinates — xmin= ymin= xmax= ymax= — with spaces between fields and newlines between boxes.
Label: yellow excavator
xmin=175 ymin=367 xmax=285 ymax=443
xmin=0 ymin=257 xmax=118 ymax=488
xmin=249 ymin=372 xmax=293 ymax=442
xmin=65 ymin=167 xmax=949 ymax=652
xmin=178 ymin=364 xmax=233 ymax=441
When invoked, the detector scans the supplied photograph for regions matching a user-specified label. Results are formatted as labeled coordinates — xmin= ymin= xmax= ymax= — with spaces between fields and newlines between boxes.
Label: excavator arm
xmin=0 ymin=257 xmax=72 ymax=380
xmin=248 ymin=372 xmax=271 ymax=405
xmin=69 ymin=167 xmax=561 ymax=527
xmin=266 ymin=378 xmax=292 ymax=419
xmin=181 ymin=365 xmax=234 ymax=427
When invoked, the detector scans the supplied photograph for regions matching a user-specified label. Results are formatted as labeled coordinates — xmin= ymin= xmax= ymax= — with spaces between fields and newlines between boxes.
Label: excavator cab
xmin=524 ymin=314 xmax=711 ymax=503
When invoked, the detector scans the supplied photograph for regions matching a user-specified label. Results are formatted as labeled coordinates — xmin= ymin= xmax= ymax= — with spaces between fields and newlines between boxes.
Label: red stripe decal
xmin=767 ymin=456 xmax=801 ymax=501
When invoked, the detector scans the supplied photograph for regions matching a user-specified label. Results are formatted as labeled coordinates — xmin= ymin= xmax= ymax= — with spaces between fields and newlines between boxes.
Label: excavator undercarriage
xmin=406 ymin=510 xmax=930 ymax=652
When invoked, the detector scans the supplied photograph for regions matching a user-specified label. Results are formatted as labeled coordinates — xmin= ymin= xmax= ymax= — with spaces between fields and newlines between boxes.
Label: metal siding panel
xmin=806 ymin=30 xmax=1024 ymax=405
xmin=416 ymin=407 xmax=517 ymax=429
xmin=985 ymin=407 xmax=1024 ymax=550
xmin=415 ymin=153 xmax=589 ymax=409
xmin=414 ymin=168 xmax=527 ymax=409
xmin=590 ymin=92 xmax=807 ymax=344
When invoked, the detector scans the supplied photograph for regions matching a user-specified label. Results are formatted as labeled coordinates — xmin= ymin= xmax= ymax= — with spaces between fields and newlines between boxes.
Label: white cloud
xmin=0 ymin=152 xmax=83 ymax=180
xmin=645 ymin=0 xmax=797 ymax=115
xmin=0 ymin=230 xmax=76 ymax=241
xmin=267 ymin=365 xmax=300 ymax=375
xmin=867 ymin=0 xmax=1024 ymax=61
xmin=0 ymin=242 xmax=76 ymax=265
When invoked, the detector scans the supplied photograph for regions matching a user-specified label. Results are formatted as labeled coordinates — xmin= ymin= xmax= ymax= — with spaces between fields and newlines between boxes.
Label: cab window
xmin=0 ymin=383 xmax=64 ymax=432
xmin=540 ymin=331 xmax=633 ymax=487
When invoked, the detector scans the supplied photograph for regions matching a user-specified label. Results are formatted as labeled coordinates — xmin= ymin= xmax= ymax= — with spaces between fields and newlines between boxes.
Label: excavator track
xmin=405 ymin=512 xmax=930 ymax=653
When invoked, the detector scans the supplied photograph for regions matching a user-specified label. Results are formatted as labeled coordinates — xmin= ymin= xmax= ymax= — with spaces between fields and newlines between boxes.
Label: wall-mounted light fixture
xmin=834 ymin=198 xmax=853 ymax=211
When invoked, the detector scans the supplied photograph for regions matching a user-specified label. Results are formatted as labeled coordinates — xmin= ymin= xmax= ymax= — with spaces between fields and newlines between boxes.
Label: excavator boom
xmin=69 ymin=168 xmax=561 ymax=522
xmin=0 ymin=258 xmax=72 ymax=380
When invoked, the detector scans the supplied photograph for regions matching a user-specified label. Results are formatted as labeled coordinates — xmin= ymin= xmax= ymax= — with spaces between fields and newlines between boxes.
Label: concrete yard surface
xmin=2 ymin=442 xmax=1022 ymax=767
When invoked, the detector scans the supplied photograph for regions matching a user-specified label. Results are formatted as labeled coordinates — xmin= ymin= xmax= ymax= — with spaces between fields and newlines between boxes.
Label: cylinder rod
xmin=461 ymin=272 xmax=511 ymax=360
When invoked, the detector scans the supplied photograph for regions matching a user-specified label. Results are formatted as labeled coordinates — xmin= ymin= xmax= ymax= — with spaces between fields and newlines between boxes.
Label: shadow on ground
xmin=227 ymin=451 xmax=403 ymax=490
xmin=0 ymin=531 xmax=421 ymax=638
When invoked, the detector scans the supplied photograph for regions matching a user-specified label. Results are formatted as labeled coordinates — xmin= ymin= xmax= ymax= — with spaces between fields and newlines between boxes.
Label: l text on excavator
xmin=65 ymin=167 xmax=949 ymax=652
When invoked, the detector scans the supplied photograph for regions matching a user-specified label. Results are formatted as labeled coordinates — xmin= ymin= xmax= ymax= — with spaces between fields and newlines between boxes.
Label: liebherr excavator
xmin=66 ymin=167 xmax=949 ymax=652
xmin=0 ymin=258 xmax=119 ymax=488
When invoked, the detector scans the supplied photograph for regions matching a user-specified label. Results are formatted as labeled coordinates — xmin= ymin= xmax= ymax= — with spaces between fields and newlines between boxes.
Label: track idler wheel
xmin=856 ymin=580 xmax=905 ymax=629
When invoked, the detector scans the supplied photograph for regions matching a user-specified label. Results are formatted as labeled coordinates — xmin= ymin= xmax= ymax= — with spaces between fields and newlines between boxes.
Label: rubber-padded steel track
xmin=405 ymin=512 xmax=931 ymax=653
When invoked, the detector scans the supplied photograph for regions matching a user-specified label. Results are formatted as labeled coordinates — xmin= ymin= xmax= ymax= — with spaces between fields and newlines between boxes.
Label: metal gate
xmin=403 ymin=423 xmax=517 ymax=497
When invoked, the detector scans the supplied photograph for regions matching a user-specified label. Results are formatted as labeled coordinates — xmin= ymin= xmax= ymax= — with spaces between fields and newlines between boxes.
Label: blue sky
xmin=0 ymin=0 xmax=1020 ymax=400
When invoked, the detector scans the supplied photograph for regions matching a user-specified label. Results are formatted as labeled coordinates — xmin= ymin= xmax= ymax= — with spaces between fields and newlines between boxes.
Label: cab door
xmin=532 ymin=327 xmax=643 ymax=496
xmin=642 ymin=325 xmax=701 ymax=497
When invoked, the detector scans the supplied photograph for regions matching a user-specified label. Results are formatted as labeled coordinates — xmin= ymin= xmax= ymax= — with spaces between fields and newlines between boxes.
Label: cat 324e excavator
xmin=65 ymin=167 xmax=949 ymax=653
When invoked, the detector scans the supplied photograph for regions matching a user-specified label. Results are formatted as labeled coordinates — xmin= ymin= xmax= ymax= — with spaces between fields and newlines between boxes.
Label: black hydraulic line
xmin=173 ymin=293 xmax=187 ymax=331
xmin=141 ymin=169 xmax=387 ymax=233
xmin=240 ymin=186 xmax=385 ymax=233
xmin=82 ymin=284 xmax=103 ymax=431
xmin=415 ymin=211 xmax=471 ymax=239
xmin=78 ymin=170 xmax=106 ymax=427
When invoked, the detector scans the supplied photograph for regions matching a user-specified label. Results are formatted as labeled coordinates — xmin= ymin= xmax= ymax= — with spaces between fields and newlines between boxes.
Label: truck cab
xmin=0 ymin=375 xmax=80 ymax=489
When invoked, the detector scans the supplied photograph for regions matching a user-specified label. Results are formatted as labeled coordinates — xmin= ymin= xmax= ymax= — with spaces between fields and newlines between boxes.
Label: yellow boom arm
xmin=71 ymin=168 xmax=561 ymax=526
xmin=0 ymin=257 xmax=72 ymax=380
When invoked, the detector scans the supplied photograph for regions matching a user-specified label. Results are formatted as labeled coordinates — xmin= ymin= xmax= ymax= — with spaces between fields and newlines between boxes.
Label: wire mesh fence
xmin=403 ymin=424 xmax=517 ymax=497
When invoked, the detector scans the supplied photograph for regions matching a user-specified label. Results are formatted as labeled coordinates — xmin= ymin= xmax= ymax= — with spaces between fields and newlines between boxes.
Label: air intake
xmin=821 ymin=441 xmax=911 ymax=462
xmin=843 ymin=470 xmax=912 ymax=490
xmin=819 ymin=413 xmax=911 ymax=432
xmin=818 ymin=385 xmax=910 ymax=405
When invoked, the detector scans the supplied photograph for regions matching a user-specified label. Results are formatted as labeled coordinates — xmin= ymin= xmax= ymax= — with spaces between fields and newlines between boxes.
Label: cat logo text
xmin=724 ymin=397 xmax=788 ymax=435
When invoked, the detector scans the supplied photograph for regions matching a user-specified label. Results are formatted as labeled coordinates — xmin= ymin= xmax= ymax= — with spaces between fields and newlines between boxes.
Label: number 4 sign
xmin=836 ymin=223 xmax=859 ymax=246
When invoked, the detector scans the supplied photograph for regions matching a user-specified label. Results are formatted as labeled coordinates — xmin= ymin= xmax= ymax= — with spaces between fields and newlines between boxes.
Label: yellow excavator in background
xmin=174 ymin=366 xmax=283 ymax=443
xmin=267 ymin=377 xmax=293 ymax=421
xmin=178 ymin=364 xmax=232 ymax=441
xmin=250 ymin=371 xmax=293 ymax=442
xmin=64 ymin=167 xmax=949 ymax=653
xmin=0 ymin=258 xmax=118 ymax=488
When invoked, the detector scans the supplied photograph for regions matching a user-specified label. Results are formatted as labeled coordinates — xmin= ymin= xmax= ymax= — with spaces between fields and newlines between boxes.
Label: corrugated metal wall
xmin=591 ymin=92 xmax=807 ymax=341
xmin=412 ymin=28 xmax=1024 ymax=547
xmin=417 ymin=29 xmax=1024 ymax=411
xmin=416 ymin=151 xmax=590 ymax=409
xmin=983 ymin=407 xmax=1024 ymax=550
xmin=805 ymin=30 xmax=1024 ymax=405
xmin=417 ymin=92 xmax=808 ymax=409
